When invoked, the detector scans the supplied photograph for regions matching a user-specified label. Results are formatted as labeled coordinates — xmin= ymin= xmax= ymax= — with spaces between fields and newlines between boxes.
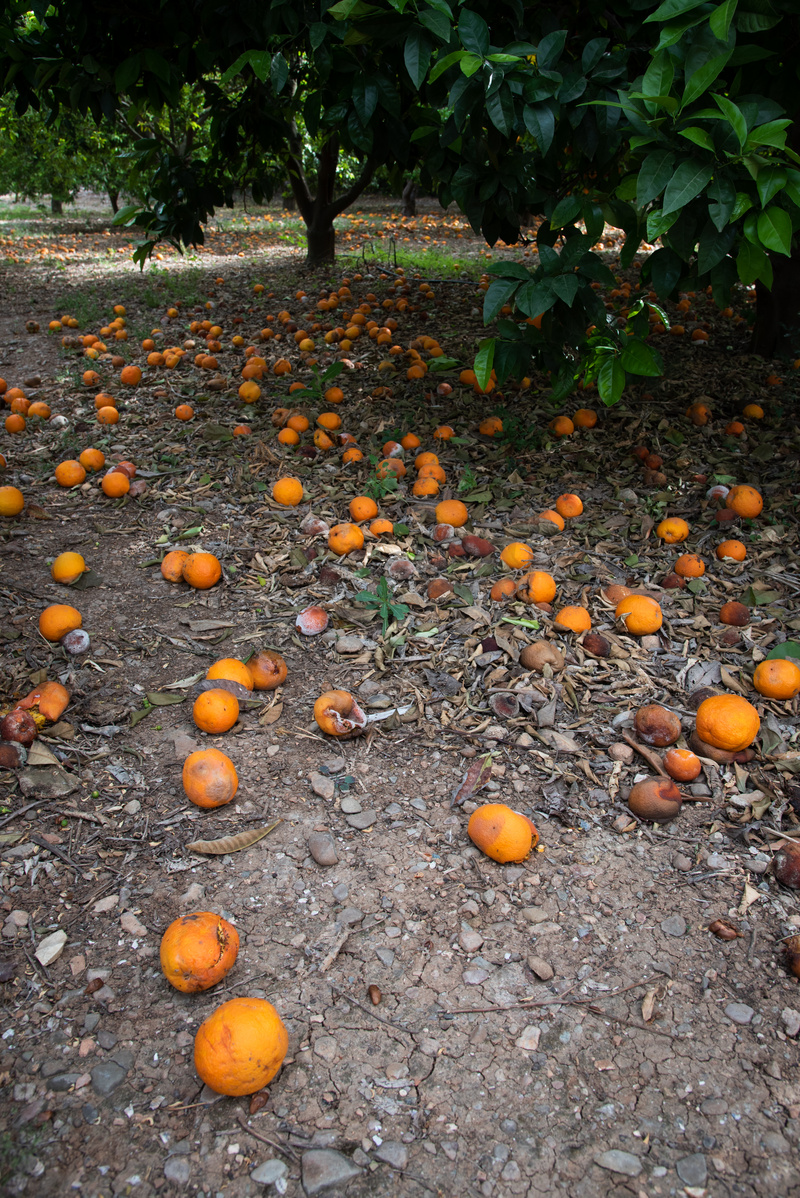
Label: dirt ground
xmin=0 ymin=200 xmax=799 ymax=1198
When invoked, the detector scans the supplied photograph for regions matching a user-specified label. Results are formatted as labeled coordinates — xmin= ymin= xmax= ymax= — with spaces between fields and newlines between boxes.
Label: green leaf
xmin=681 ymin=50 xmax=733 ymax=110
xmin=757 ymin=206 xmax=792 ymax=256
xmin=483 ymin=278 xmax=518 ymax=323
xmin=551 ymin=274 xmax=579 ymax=305
xmin=757 ymin=166 xmax=787 ymax=209
xmin=473 ymin=339 xmax=495 ymax=392
xmin=710 ymin=0 xmax=738 ymax=40
xmin=419 ymin=7 xmax=451 ymax=41
xmin=620 ymin=340 xmax=663 ymax=376
xmin=642 ymin=50 xmax=674 ymax=112
xmin=597 ymin=357 xmax=626 ymax=405
xmin=521 ymin=102 xmax=555 ymax=154
xmin=645 ymin=0 xmax=707 ymax=21
xmin=115 ymin=54 xmax=141 ymax=92
xmin=636 ymin=149 xmax=675 ymax=208
xmin=270 ymin=52 xmax=289 ymax=93
xmin=662 ymin=159 xmax=714 ymax=215
xmin=404 ymin=29 xmax=433 ymax=88
xmin=736 ymin=239 xmax=768 ymax=285
xmin=549 ymin=193 xmax=581 ymax=229
xmin=459 ymin=53 xmax=483 ymax=77
xmin=486 ymin=86 xmax=514 ymax=136
xmin=766 ymin=641 xmax=800 ymax=661
xmin=146 ymin=691 xmax=187 ymax=706
xmin=429 ymin=49 xmax=465 ymax=83
xmin=746 ymin=118 xmax=791 ymax=150
xmin=679 ymin=126 xmax=715 ymax=152
xmin=712 ymin=91 xmax=747 ymax=148
xmin=113 ymin=204 xmax=141 ymax=226
xmin=458 ymin=8 xmax=490 ymax=56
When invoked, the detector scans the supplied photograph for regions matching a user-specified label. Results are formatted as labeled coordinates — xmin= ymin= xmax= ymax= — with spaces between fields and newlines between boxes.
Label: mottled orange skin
xmin=160 ymin=912 xmax=240 ymax=993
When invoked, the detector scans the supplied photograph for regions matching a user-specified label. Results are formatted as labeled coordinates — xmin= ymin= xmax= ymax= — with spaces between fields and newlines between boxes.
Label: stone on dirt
xmin=594 ymin=1149 xmax=642 ymax=1177
xmin=301 ymin=1148 xmax=362 ymax=1194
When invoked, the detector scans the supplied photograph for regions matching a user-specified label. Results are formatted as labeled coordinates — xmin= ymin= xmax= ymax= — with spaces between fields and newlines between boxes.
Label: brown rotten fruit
xmin=0 ymin=709 xmax=37 ymax=745
xmin=773 ymin=840 xmax=800 ymax=889
xmin=634 ymin=704 xmax=682 ymax=747
xmin=628 ymin=777 xmax=682 ymax=822
xmin=314 ymin=690 xmax=367 ymax=738
xmin=519 ymin=642 xmax=565 ymax=673
xmin=784 ymin=934 xmax=800 ymax=979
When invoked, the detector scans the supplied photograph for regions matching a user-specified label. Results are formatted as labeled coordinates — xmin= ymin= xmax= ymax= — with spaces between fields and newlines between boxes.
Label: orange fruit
xmin=479 ymin=416 xmax=503 ymax=436
xmin=550 ymin=416 xmax=574 ymax=437
xmin=313 ymin=689 xmax=367 ymax=736
xmin=673 ymin=553 xmax=705 ymax=578
xmin=555 ymin=493 xmax=583 ymax=519
xmin=412 ymin=476 xmax=439 ymax=497
xmin=418 ymin=463 xmax=446 ymax=483
xmin=415 ymin=452 xmax=438 ymax=470
xmin=433 ymin=425 xmax=454 ymax=440
xmin=686 ymin=402 xmax=711 ymax=425
xmin=317 ymin=412 xmax=342 ymax=431
xmin=0 ymin=486 xmax=24 ymax=517
xmin=5 ymin=414 xmax=26 ymax=434
xmin=752 ymin=659 xmax=800 ymax=700
xmin=182 ymin=552 xmax=222 ymax=589
xmin=400 ymin=433 xmax=420 ymax=450
xmin=328 ymin=523 xmax=364 ymax=555
xmin=375 ymin=457 xmax=405 ymax=478
xmin=120 ymin=365 xmax=142 ymax=385
xmin=54 ymin=459 xmax=86 ymax=488
xmin=161 ymin=550 xmax=190 ymax=582
xmin=615 ymin=594 xmax=663 ymax=635
xmin=160 ymin=911 xmax=239 ymax=992
xmin=79 ymin=448 xmax=105 ymax=472
xmin=467 ymin=803 xmax=539 ymax=863
xmin=272 ymin=477 xmax=304 ymax=506
xmin=39 ymin=603 xmax=82 ymax=641
xmin=716 ymin=540 xmax=746 ymax=562
xmin=17 ymin=681 xmax=70 ymax=722
xmin=101 ymin=471 xmax=129 ymax=497
xmin=182 ymin=748 xmax=239 ymax=809
xmin=369 ymin=518 xmax=394 ymax=536
xmin=349 ymin=496 xmax=379 ymax=522
xmin=193 ymin=689 xmax=239 ymax=734
xmin=324 ymin=386 xmax=344 ymax=404
xmin=342 ymin=447 xmax=363 ymax=464
xmin=238 ymin=381 xmax=261 ymax=403
xmin=175 ymin=404 xmax=194 ymax=421
xmin=194 ymin=997 xmax=288 ymax=1097
xmin=726 ymin=421 xmax=745 ymax=436
xmin=249 ymin=650 xmax=288 ymax=690
xmin=286 ymin=413 xmax=309 ymax=433
xmin=742 ymin=403 xmax=763 ymax=419
xmin=435 ymin=499 xmax=468 ymax=528
xmin=539 ymin=509 xmax=565 ymax=531
xmin=573 ymin=408 xmax=597 ymax=428
xmin=725 ymin=485 xmax=762 ymax=519
xmin=490 ymin=578 xmax=517 ymax=601
xmin=553 ymin=605 xmax=591 ymax=633
xmin=696 ymin=694 xmax=760 ymax=752
xmin=516 ymin=571 xmax=557 ymax=604
xmin=51 ymin=552 xmax=88 ymax=584
xmin=28 ymin=401 xmax=50 ymax=419
xmin=656 ymin=517 xmax=689 ymax=543
xmin=96 ymin=406 xmax=119 ymax=425
xmin=277 ymin=427 xmax=300 ymax=446
xmin=206 ymin=658 xmax=254 ymax=691
xmin=663 ymin=748 xmax=702 ymax=782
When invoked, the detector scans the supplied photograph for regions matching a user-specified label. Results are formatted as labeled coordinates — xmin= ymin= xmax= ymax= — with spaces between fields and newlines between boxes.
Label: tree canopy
xmin=2 ymin=0 xmax=799 ymax=398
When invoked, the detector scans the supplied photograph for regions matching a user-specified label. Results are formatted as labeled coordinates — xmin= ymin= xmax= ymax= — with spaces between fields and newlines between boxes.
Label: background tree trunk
xmin=751 ymin=253 xmax=800 ymax=359
xmin=401 ymin=180 xmax=417 ymax=217
xmin=50 ymin=197 xmax=63 ymax=214
xmin=107 ymin=189 xmax=119 ymax=214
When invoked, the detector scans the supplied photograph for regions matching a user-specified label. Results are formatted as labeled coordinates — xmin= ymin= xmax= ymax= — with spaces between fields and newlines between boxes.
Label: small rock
xmin=338 ymin=907 xmax=364 ymax=926
xmin=336 ymin=636 xmax=366 ymax=654
xmin=90 ymin=1060 xmax=128 ymax=1097
xmin=527 ymin=955 xmax=554 ymax=981
xmin=49 ymin=1072 xmax=80 ymax=1092
xmin=251 ymin=1159 xmax=288 ymax=1185
xmin=521 ymin=907 xmax=548 ymax=924
xmin=340 ymin=796 xmax=362 ymax=815
xmin=700 ymin=1097 xmax=728 ymax=1115
xmin=640 ymin=635 xmax=660 ymax=652
xmin=93 ymin=895 xmax=119 ymax=914
xmin=608 ymin=743 xmax=634 ymax=764
xmin=301 ymin=1149 xmax=362 ymax=1195
xmin=345 ymin=810 xmax=377 ymax=830
xmin=781 ymin=1008 xmax=800 ymax=1038
xmin=706 ymin=852 xmax=727 ymax=870
xmin=375 ymin=948 xmax=394 ymax=965
xmin=673 ymin=853 xmax=693 ymax=872
xmin=8 ymin=911 xmax=29 ymax=928
xmin=676 ymin=1154 xmax=707 ymax=1187
xmin=164 ymin=1157 xmax=191 ymax=1185
xmin=374 ymin=1141 xmax=408 ymax=1169
xmin=308 ymin=833 xmax=338 ymax=867
xmin=515 ymin=1025 xmax=541 ymax=1051
xmin=660 ymin=914 xmax=686 ymax=937
xmin=459 ymin=929 xmax=483 ymax=953
xmin=462 ymin=967 xmax=489 ymax=985
xmin=123 ymin=800 xmax=141 ymax=815
xmin=180 ymin=882 xmax=205 ymax=905
xmin=35 ymin=930 xmax=67 ymax=966
xmin=120 ymin=912 xmax=147 ymax=937
xmin=332 ymin=883 xmax=349 ymax=902
xmin=594 ymin=1150 xmax=642 ymax=1178
xmin=725 ymin=1001 xmax=754 ymax=1025
xmin=309 ymin=772 xmax=335 ymax=801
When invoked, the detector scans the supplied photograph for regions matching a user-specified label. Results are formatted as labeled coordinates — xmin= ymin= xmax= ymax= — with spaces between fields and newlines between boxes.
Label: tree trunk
xmin=751 ymin=252 xmax=800 ymax=359
xmin=401 ymin=180 xmax=417 ymax=217
xmin=50 ymin=197 xmax=63 ymax=215
xmin=306 ymin=221 xmax=336 ymax=264
xmin=107 ymin=189 xmax=120 ymax=214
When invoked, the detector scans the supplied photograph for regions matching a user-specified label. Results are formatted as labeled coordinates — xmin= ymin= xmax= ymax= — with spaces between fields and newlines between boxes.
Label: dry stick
xmin=583 ymin=1004 xmax=684 ymax=1040
xmin=325 ymin=979 xmax=413 ymax=1042
xmin=319 ymin=926 xmax=352 ymax=974
xmin=621 ymin=730 xmax=669 ymax=777
xmin=236 ymin=1114 xmax=301 ymax=1163
xmin=444 ymin=976 xmax=654 ymax=1018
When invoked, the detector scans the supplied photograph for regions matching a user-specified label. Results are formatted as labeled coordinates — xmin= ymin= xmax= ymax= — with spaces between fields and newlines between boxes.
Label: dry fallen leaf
xmin=186 ymin=819 xmax=282 ymax=855
xmin=641 ymin=988 xmax=657 ymax=1022
xmin=451 ymin=752 xmax=493 ymax=807
xmin=708 ymin=918 xmax=741 ymax=941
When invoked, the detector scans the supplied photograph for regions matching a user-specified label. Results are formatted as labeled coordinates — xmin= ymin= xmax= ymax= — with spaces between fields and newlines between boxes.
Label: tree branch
xmin=284 ymin=150 xmax=313 ymax=224
xmin=325 ymin=152 xmax=380 ymax=222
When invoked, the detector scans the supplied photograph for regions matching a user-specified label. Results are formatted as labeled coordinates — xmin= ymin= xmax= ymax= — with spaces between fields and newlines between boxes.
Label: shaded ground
xmin=0 ymin=202 xmax=799 ymax=1198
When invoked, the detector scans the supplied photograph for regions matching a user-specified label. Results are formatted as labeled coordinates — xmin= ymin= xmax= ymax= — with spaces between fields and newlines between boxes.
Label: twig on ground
xmin=621 ymin=730 xmax=669 ymax=778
